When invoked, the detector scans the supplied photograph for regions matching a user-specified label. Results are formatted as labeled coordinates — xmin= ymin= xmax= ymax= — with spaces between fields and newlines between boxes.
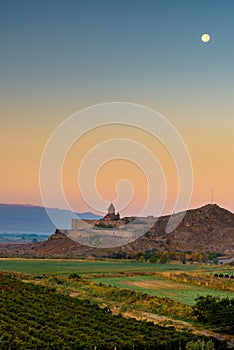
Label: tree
xmin=193 ymin=295 xmax=234 ymax=333
xmin=149 ymin=252 xmax=157 ymax=263
xmin=159 ymin=255 xmax=168 ymax=264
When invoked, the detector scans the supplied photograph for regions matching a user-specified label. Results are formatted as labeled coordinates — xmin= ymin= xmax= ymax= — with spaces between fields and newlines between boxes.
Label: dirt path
xmin=120 ymin=309 xmax=234 ymax=349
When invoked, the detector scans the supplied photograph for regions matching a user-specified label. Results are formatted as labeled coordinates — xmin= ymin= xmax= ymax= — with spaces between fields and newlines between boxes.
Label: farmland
xmin=0 ymin=259 xmax=233 ymax=307
xmin=0 ymin=258 xmax=229 ymax=275
xmin=92 ymin=274 xmax=234 ymax=305
xmin=0 ymin=258 xmax=233 ymax=348
xmin=2 ymin=273 xmax=207 ymax=349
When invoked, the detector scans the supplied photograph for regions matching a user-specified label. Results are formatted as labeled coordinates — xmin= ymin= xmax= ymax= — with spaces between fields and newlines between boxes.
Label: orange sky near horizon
xmin=1 ymin=108 xmax=233 ymax=215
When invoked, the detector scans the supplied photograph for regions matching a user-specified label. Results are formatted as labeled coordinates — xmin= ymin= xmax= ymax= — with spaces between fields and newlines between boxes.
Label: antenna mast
xmin=211 ymin=188 xmax=214 ymax=204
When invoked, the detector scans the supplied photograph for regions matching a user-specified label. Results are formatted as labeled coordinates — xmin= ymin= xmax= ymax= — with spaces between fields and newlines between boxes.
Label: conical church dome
xmin=108 ymin=203 xmax=115 ymax=214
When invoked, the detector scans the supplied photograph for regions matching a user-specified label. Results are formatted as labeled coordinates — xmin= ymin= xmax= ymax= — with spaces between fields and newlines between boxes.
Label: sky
xmin=1 ymin=0 xmax=234 ymax=216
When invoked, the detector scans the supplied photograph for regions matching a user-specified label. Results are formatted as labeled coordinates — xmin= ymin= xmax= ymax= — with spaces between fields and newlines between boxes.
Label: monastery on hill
xmin=66 ymin=203 xmax=156 ymax=248
xmin=72 ymin=203 xmax=135 ymax=229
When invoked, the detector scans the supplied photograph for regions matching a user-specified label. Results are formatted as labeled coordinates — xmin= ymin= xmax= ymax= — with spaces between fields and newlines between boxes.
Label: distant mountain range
xmin=0 ymin=204 xmax=101 ymax=234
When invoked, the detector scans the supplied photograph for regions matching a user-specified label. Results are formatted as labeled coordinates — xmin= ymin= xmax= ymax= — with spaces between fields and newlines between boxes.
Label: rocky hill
xmin=0 ymin=204 xmax=233 ymax=258
xmin=126 ymin=204 xmax=234 ymax=254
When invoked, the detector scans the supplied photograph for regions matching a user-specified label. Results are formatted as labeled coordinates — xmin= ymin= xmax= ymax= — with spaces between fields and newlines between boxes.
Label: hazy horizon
xmin=0 ymin=201 xmax=233 ymax=217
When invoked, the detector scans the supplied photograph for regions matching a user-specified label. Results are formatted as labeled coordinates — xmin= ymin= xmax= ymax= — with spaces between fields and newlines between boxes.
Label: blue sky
xmin=1 ymin=0 xmax=234 ymax=104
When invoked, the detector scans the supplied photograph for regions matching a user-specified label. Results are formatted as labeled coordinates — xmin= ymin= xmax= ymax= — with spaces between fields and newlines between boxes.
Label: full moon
xmin=201 ymin=33 xmax=211 ymax=43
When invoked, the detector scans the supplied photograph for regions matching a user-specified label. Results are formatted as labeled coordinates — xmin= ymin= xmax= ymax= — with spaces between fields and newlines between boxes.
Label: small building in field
xmin=217 ymin=256 xmax=234 ymax=264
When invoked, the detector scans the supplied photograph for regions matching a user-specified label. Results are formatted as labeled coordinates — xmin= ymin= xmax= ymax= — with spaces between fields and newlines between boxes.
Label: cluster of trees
xmin=193 ymin=295 xmax=234 ymax=334
xmin=0 ymin=273 xmax=216 ymax=349
xmin=107 ymin=249 xmax=173 ymax=263
xmin=106 ymin=249 xmax=224 ymax=264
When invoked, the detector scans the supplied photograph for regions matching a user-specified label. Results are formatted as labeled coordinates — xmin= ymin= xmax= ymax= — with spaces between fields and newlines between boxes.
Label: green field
xmin=0 ymin=258 xmax=233 ymax=307
xmin=0 ymin=258 xmax=221 ymax=276
xmin=92 ymin=274 xmax=234 ymax=305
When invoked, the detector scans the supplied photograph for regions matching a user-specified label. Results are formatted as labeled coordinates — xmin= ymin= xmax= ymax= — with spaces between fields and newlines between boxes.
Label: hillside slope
xmin=126 ymin=204 xmax=234 ymax=254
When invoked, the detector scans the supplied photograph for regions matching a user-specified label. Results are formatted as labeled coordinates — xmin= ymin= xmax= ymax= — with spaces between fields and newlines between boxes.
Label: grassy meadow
xmin=92 ymin=274 xmax=234 ymax=305
xmin=0 ymin=258 xmax=226 ymax=276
